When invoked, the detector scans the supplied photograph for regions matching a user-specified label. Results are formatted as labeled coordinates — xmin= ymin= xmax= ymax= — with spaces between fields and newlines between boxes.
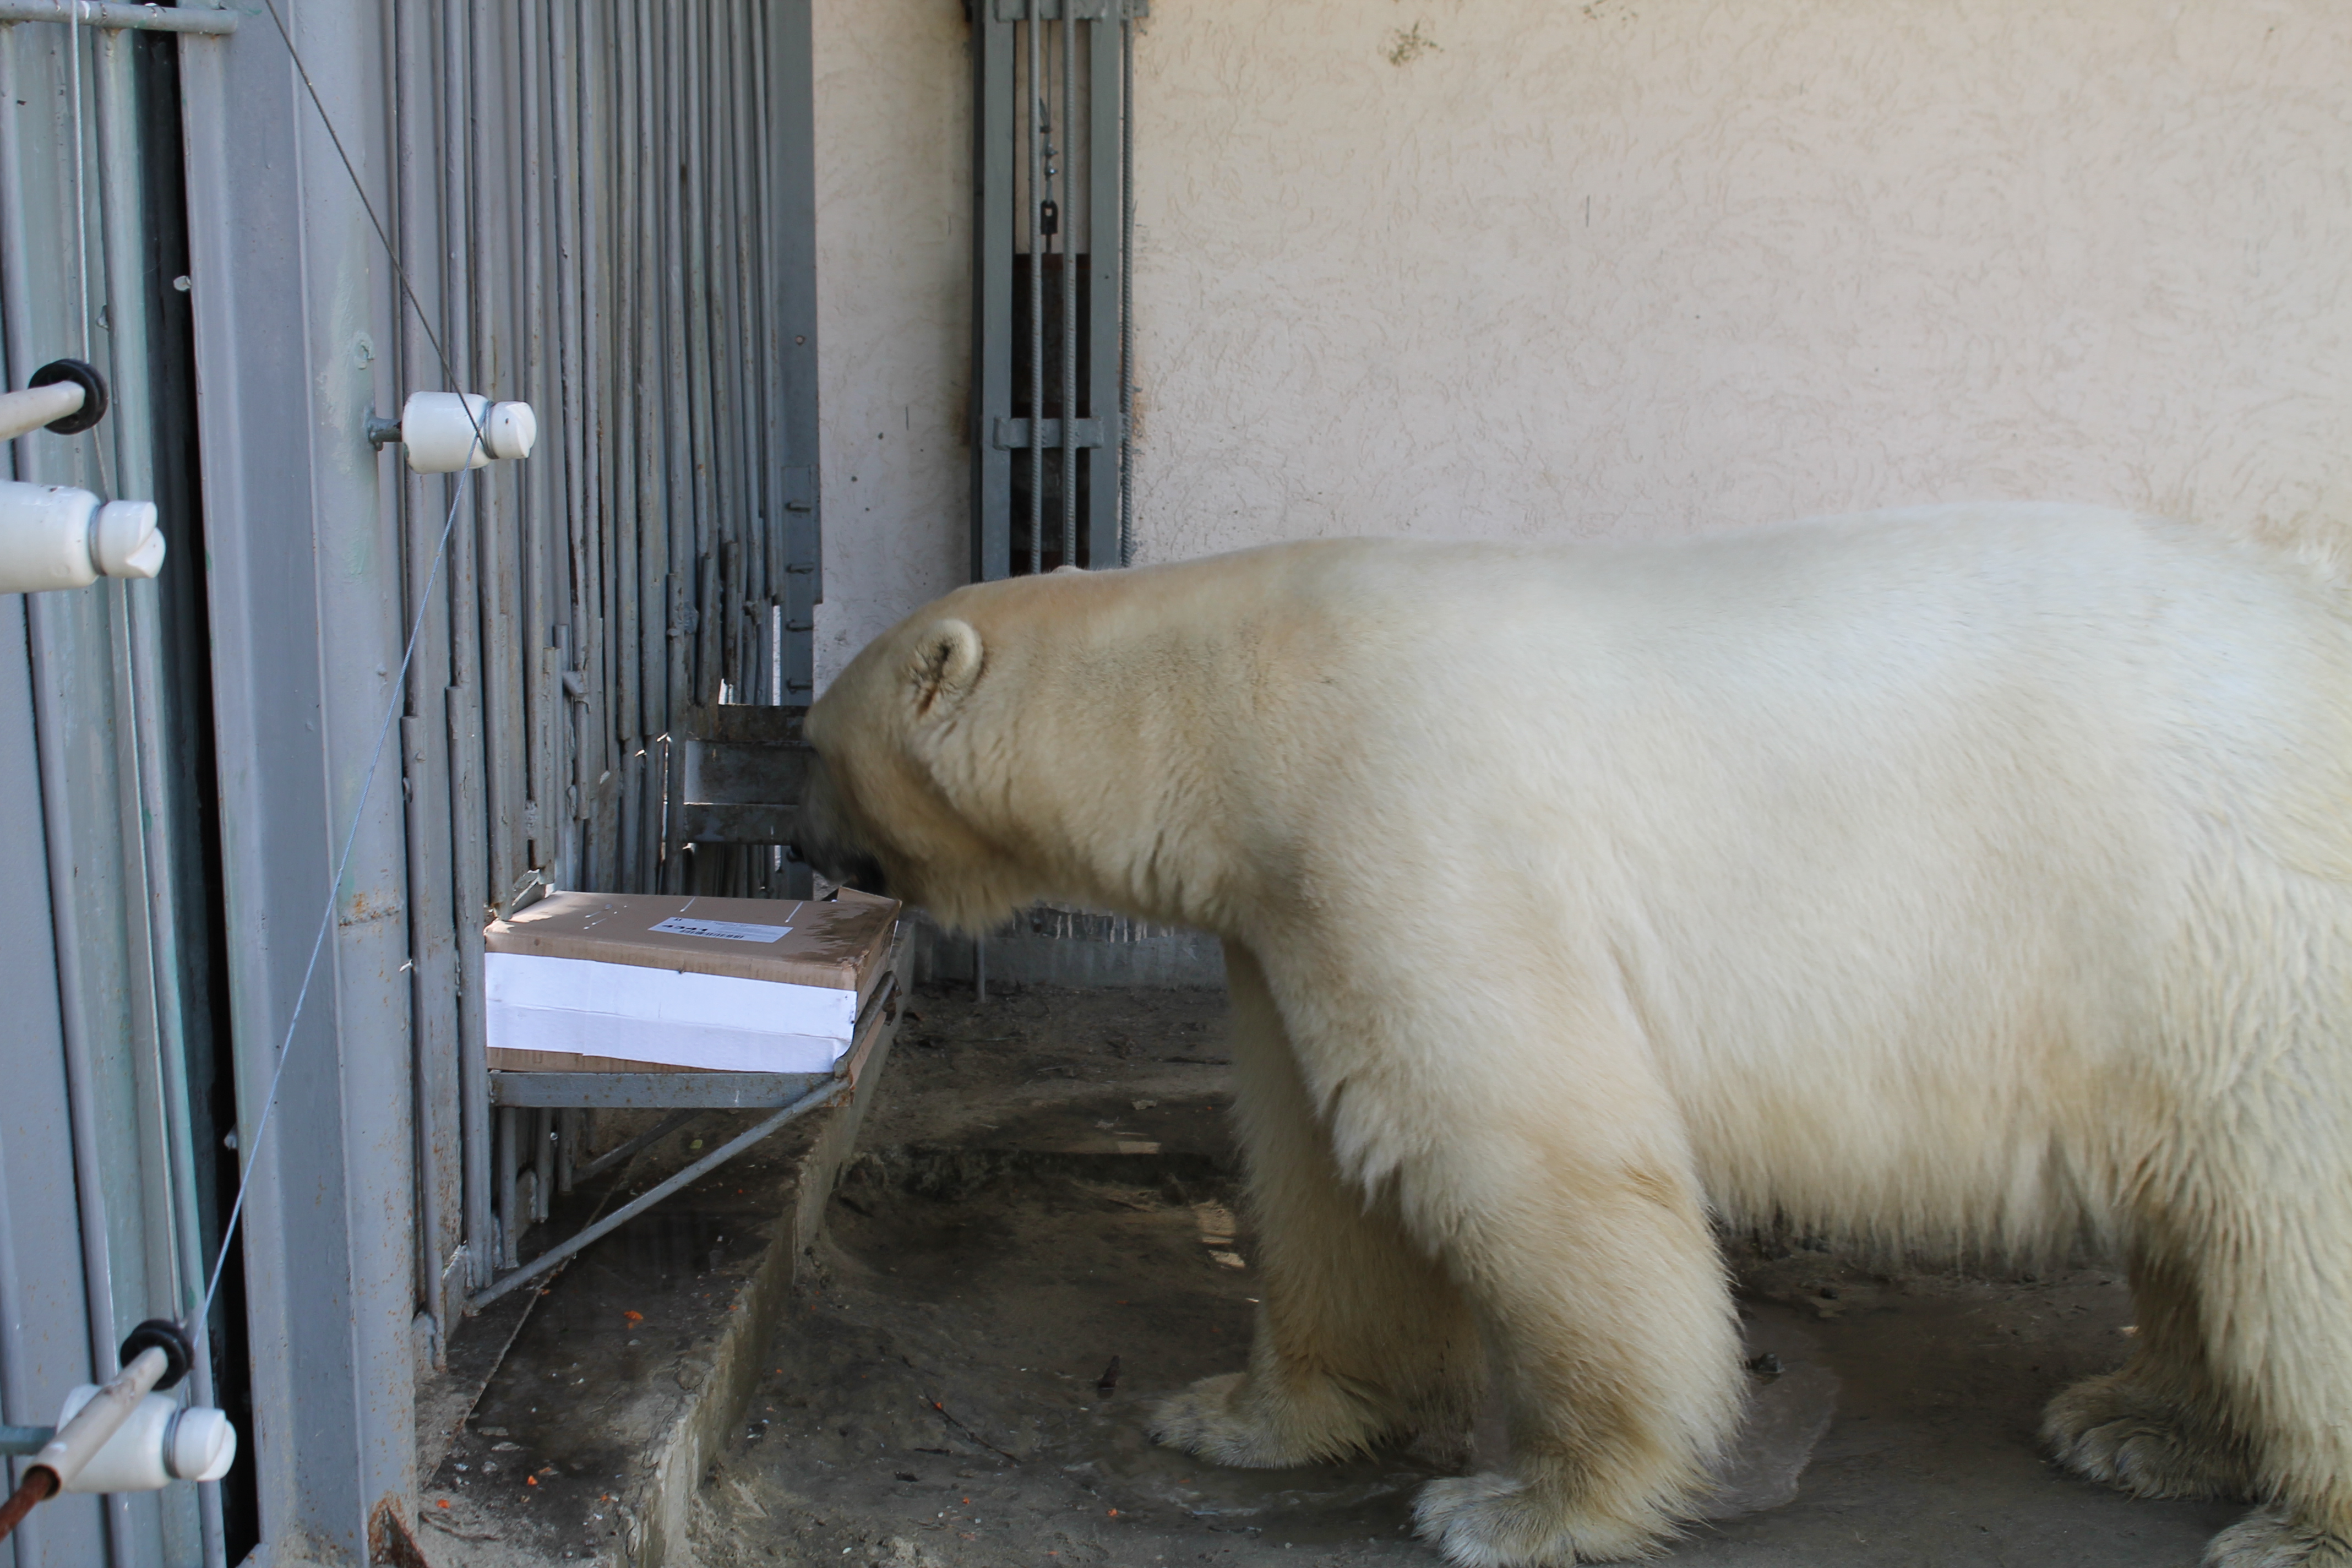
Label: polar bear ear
xmin=906 ymin=618 xmax=983 ymax=718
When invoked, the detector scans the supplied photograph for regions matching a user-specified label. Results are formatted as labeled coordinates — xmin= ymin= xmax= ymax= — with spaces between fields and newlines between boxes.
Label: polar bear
xmin=799 ymin=503 xmax=2352 ymax=1567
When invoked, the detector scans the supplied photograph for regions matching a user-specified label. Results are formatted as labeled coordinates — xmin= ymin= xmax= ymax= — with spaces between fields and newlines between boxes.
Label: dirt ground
xmin=686 ymin=979 xmax=2244 ymax=1568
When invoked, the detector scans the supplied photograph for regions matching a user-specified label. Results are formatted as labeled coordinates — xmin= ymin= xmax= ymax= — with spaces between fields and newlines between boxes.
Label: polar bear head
xmin=801 ymin=547 xmax=1358 ymax=935
xmin=801 ymin=571 xmax=1123 ymax=932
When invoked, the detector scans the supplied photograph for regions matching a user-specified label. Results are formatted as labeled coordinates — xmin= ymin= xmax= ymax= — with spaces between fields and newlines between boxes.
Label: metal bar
xmin=22 ymin=598 xmax=123 ymax=1370
xmin=98 ymin=3 xmax=221 ymax=1530
xmin=1119 ymin=9 xmax=1134 ymax=564
xmin=4 ymin=23 xmax=115 ymax=1564
xmin=635 ymin=0 xmax=666 ymax=756
xmin=450 ymin=683 xmax=492 ymax=1291
xmin=471 ymin=0 xmax=519 ymax=911
xmin=395 ymin=0 xmax=464 ymax=1351
xmin=971 ymin=2 xmax=1012 ymax=581
xmin=992 ymin=415 xmax=1104 ymax=449
xmin=660 ymin=0 xmax=691 ymax=734
xmin=465 ymin=1076 xmax=844 ymax=1310
xmin=1025 ymin=12 xmax=1041 ymax=577
xmin=570 ymin=1110 xmax=695 ymax=1178
xmin=1087 ymin=9 xmax=1123 ymax=569
xmin=0 ymin=2 xmax=236 ymax=34
xmin=771 ymin=0 xmax=820 ymax=699
xmin=490 ymin=1072 xmax=830 ymax=1110
xmin=551 ymin=0 xmax=594 ymax=879
xmin=496 ymin=1106 xmax=518 ymax=1271
xmin=517 ymin=0 xmax=552 ymax=877
xmin=530 ymin=1109 xmax=552 ymax=1224
xmin=1059 ymin=10 xmax=1076 ymax=569
xmin=179 ymin=0 xmax=420 ymax=1541
xmin=0 ymin=1429 xmax=53 ymax=1460
xmin=554 ymin=1108 xmax=577 ymax=1195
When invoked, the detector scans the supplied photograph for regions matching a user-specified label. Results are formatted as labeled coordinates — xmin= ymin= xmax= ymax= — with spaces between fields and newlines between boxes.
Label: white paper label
xmin=649 ymin=916 xmax=791 ymax=943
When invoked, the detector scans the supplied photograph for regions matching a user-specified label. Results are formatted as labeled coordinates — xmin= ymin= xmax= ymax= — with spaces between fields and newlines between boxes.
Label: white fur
xmin=804 ymin=504 xmax=2352 ymax=1565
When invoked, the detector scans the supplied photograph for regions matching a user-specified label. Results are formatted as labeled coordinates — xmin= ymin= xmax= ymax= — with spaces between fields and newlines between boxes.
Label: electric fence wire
xmin=189 ymin=0 xmax=496 ymax=1333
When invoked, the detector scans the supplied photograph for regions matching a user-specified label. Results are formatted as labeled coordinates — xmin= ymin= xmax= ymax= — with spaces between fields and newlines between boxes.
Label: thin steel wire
xmin=195 ymin=470 xmax=472 ymax=1330
xmin=194 ymin=0 xmax=489 ymax=1330
xmin=256 ymin=0 xmax=476 ymax=410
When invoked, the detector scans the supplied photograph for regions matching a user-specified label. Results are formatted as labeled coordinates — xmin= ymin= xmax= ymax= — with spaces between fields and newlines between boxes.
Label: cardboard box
xmin=484 ymin=889 xmax=900 ymax=1074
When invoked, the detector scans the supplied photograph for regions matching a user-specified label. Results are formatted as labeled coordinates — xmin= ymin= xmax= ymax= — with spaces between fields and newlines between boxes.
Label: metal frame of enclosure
xmin=0 ymin=2 xmax=820 ymax=1563
xmin=969 ymin=0 xmax=1140 ymax=580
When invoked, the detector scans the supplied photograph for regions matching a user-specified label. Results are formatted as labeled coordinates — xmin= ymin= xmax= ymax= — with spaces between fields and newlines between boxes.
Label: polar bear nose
xmin=791 ymin=755 xmax=892 ymax=896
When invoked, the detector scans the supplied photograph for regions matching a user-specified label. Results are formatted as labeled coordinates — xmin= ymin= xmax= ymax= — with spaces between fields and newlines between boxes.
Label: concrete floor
xmin=677 ymin=982 xmax=2248 ymax=1568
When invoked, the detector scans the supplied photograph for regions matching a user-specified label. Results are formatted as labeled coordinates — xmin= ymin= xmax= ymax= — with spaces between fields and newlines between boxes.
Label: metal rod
xmin=0 ymin=1428 xmax=53 ymax=1458
xmin=0 ymin=34 xmax=62 ymax=1566
xmin=466 ymin=1077 xmax=844 ymax=1310
xmin=25 ymin=596 xmax=124 ymax=1376
xmin=1026 ymin=11 xmax=1041 ymax=576
xmin=0 ymin=2 xmax=237 ymax=34
xmin=1059 ymin=10 xmax=1076 ymax=569
xmin=573 ymin=1109 xmax=701 ymax=1182
xmin=88 ymin=59 xmax=179 ymax=1557
xmin=452 ymin=687 xmax=493 ymax=1290
xmin=1119 ymin=7 xmax=1134 ymax=566
xmin=496 ymin=1105 xmax=519 ymax=1270
xmin=531 ymin=1107 xmax=554 ymax=1224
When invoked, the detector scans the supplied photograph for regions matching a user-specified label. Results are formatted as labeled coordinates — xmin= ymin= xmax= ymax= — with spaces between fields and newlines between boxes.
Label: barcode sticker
xmin=649 ymin=916 xmax=791 ymax=943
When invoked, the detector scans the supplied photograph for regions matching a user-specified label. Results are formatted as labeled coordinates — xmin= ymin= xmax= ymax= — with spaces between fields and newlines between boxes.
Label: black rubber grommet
xmin=118 ymin=1320 xmax=193 ymax=1392
xmin=28 ymin=359 xmax=107 ymax=435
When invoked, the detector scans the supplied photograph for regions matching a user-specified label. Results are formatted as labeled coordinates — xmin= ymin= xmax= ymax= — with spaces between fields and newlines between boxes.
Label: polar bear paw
xmin=1147 ymin=1373 xmax=1351 ymax=1467
xmin=1412 ymin=1472 xmax=1664 ymax=1566
xmin=2042 ymin=1372 xmax=2251 ymax=1500
xmin=2202 ymin=1508 xmax=2352 ymax=1568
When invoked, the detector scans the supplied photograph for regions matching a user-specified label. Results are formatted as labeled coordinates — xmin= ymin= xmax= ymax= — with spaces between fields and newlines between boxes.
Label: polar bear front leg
xmin=1382 ymin=1052 xmax=1741 ymax=1568
xmin=1147 ymin=943 xmax=1486 ymax=1467
xmin=1408 ymin=1186 xmax=1740 ymax=1565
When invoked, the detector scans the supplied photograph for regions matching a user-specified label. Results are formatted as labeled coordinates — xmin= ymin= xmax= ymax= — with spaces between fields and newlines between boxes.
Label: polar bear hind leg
xmin=2044 ymin=1244 xmax=2256 ymax=1502
xmin=1147 ymin=943 xmax=1486 ymax=1467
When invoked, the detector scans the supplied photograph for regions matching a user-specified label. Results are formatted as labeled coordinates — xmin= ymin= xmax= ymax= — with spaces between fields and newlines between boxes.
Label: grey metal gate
xmin=0 ymin=8 xmax=236 ymax=1567
xmin=1 ymin=1 xmax=823 ymax=1563
xmin=373 ymin=0 xmax=823 ymax=1331
xmin=970 ymin=0 xmax=1140 ymax=580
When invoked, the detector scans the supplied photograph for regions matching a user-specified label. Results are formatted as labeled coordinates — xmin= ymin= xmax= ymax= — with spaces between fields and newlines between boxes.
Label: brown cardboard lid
xmin=484 ymin=888 xmax=900 ymax=997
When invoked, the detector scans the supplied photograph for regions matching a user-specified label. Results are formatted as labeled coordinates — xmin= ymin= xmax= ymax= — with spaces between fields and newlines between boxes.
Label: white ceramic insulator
xmin=0 ymin=480 xmax=166 ymax=594
xmin=399 ymin=391 xmax=537 ymax=473
xmin=54 ymin=1386 xmax=237 ymax=1493
xmin=0 ymin=382 xmax=85 ymax=444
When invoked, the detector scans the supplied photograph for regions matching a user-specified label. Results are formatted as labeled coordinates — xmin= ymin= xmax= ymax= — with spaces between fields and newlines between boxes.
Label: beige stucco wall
xmin=815 ymin=0 xmax=2352 ymax=682
xmin=810 ymin=0 xmax=973 ymax=685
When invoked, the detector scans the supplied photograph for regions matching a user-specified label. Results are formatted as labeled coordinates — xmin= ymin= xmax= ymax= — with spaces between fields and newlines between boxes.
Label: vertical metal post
xmin=1025 ymin=10 xmax=1042 ymax=577
xmin=394 ymin=0 xmax=462 ymax=1354
xmin=1059 ymin=9 xmax=1076 ymax=569
xmin=179 ymin=0 xmax=421 ymax=1548
xmin=972 ymin=2 xmax=1015 ymax=582
xmin=1088 ymin=6 xmax=1125 ymax=569
xmin=771 ymin=0 xmax=821 ymax=707
xmin=496 ymin=1107 xmax=518 ymax=1269
xmin=1119 ymin=7 xmax=1135 ymax=565
xmin=100 ymin=33 xmax=220 ymax=1551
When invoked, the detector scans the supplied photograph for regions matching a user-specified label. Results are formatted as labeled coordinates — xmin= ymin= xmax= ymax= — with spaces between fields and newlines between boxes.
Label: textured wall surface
xmin=813 ymin=0 xmax=2352 ymax=680
xmin=810 ymin=0 xmax=972 ymax=686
